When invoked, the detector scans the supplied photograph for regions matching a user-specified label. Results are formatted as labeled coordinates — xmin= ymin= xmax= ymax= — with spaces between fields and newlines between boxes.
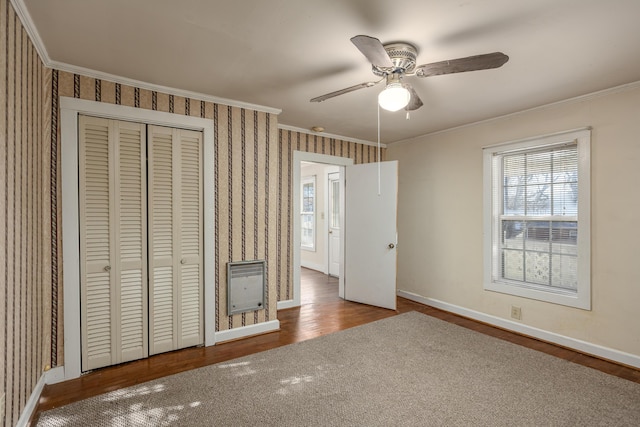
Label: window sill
xmin=484 ymin=280 xmax=590 ymax=310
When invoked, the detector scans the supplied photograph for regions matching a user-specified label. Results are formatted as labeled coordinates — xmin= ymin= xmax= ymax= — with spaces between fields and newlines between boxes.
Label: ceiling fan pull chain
xmin=377 ymin=102 xmax=381 ymax=196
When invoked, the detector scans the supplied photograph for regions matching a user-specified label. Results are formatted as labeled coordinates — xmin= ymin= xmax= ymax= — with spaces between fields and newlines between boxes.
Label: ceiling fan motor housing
xmin=372 ymin=42 xmax=418 ymax=76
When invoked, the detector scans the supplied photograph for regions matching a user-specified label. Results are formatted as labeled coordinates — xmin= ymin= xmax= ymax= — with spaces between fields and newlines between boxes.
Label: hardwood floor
xmin=32 ymin=267 xmax=640 ymax=424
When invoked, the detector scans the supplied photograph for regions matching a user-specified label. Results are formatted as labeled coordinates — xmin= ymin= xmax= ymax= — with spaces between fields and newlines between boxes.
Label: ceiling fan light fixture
xmin=378 ymin=82 xmax=410 ymax=112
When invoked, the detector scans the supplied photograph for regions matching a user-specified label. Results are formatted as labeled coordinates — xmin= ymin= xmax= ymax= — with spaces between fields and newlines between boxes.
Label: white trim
xmin=10 ymin=1 xmax=281 ymax=116
xmin=215 ymin=320 xmax=280 ymax=343
xmin=203 ymin=123 xmax=216 ymax=347
xmin=300 ymin=261 xmax=325 ymax=273
xmin=60 ymin=97 xmax=215 ymax=129
xmin=44 ymin=366 xmax=66 ymax=385
xmin=482 ymin=127 xmax=592 ymax=151
xmin=325 ymin=169 xmax=341 ymax=276
xmin=482 ymin=128 xmax=591 ymax=310
xmin=397 ymin=290 xmax=640 ymax=369
xmin=293 ymin=152 xmax=353 ymax=308
xmin=16 ymin=366 xmax=70 ymax=424
xmin=277 ymin=299 xmax=297 ymax=310
xmin=51 ymin=61 xmax=281 ymax=115
xmin=61 ymin=97 xmax=216 ymax=380
xmin=11 ymin=0 xmax=48 ymax=63
xmin=61 ymin=103 xmax=82 ymax=379
xmin=13 ymin=0 xmax=640 ymax=146
xmin=15 ymin=372 xmax=47 ymax=427
xmin=279 ymin=124 xmax=381 ymax=148
xmin=390 ymin=81 xmax=640 ymax=146
xmin=324 ymin=172 xmax=331 ymax=274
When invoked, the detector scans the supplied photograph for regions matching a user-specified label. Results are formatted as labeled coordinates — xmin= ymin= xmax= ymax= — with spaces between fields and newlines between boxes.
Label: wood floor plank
xmin=31 ymin=268 xmax=640 ymax=424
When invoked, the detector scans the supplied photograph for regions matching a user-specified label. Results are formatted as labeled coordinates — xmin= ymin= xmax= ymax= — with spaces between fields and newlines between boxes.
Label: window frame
xmin=483 ymin=128 xmax=591 ymax=310
xmin=300 ymin=175 xmax=316 ymax=251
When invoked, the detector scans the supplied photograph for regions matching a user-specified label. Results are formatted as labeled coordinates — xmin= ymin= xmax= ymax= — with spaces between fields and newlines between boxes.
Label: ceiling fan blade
xmin=415 ymin=52 xmax=509 ymax=77
xmin=310 ymin=79 xmax=383 ymax=103
xmin=404 ymin=84 xmax=423 ymax=111
xmin=350 ymin=35 xmax=394 ymax=68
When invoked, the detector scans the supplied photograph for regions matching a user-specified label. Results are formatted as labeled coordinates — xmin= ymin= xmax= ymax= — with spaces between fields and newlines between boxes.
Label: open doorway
xmin=280 ymin=151 xmax=398 ymax=312
xmin=299 ymin=162 xmax=341 ymax=306
xmin=299 ymin=161 xmax=340 ymax=276
xmin=277 ymin=152 xmax=353 ymax=310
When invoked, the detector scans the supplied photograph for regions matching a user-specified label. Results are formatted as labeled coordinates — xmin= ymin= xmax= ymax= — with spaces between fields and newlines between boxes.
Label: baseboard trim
xmin=17 ymin=366 xmax=68 ymax=425
xmin=21 ymin=321 xmax=281 ymax=424
xmin=277 ymin=299 xmax=298 ymax=310
xmin=214 ymin=319 xmax=280 ymax=343
xmin=16 ymin=371 xmax=46 ymax=426
xmin=398 ymin=290 xmax=640 ymax=369
xmin=44 ymin=366 xmax=66 ymax=384
xmin=300 ymin=261 xmax=326 ymax=274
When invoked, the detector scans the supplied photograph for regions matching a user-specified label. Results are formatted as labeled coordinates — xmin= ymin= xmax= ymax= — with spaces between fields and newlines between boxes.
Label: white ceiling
xmin=21 ymin=0 xmax=640 ymax=144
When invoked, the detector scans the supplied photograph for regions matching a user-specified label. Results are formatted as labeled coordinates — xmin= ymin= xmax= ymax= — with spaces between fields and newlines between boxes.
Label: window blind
xmin=493 ymin=143 xmax=579 ymax=292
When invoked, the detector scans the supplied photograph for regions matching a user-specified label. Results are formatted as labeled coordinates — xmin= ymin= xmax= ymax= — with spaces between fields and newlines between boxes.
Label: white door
xmin=79 ymin=116 xmax=148 ymax=371
xmin=148 ymin=125 xmax=204 ymax=355
xmin=328 ymin=172 xmax=341 ymax=277
xmin=344 ymin=161 xmax=398 ymax=310
xmin=79 ymin=118 xmax=203 ymax=371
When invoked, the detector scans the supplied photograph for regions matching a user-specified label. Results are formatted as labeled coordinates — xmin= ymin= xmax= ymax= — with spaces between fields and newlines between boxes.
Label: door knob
xmin=329 ymin=230 xmax=333 ymax=234
xmin=104 ymin=265 xmax=111 ymax=272
xmin=181 ymin=258 xmax=187 ymax=265
xmin=388 ymin=243 xmax=395 ymax=249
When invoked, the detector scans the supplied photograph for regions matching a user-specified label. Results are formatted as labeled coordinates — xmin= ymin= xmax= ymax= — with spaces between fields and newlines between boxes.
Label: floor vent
xmin=227 ymin=260 xmax=266 ymax=315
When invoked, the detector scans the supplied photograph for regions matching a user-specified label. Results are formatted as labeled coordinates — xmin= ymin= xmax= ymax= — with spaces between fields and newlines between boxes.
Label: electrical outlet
xmin=511 ymin=306 xmax=522 ymax=320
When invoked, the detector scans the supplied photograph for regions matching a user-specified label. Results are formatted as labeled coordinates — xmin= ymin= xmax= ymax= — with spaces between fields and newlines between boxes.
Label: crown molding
xmin=10 ymin=0 xmax=282 ymax=115
xmin=48 ymin=59 xmax=282 ymax=115
xmin=11 ymin=0 xmax=49 ymax=60
xmin=390 ymin=79 xmax=640 ymax=146
xmin=278 ymin=124 xmax=383 ymax=148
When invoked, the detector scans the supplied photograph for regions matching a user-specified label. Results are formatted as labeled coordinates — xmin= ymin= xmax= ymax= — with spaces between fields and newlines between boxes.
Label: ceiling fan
xmin=310 ymin=35 xmax=509 ymax=112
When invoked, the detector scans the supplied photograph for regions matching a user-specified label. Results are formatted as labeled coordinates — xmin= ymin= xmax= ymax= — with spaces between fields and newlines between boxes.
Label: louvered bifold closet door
xmin=148 ymin=126 xmax=203 ymax=355
xmin=79 ymin=116 xmax=148 ymax=371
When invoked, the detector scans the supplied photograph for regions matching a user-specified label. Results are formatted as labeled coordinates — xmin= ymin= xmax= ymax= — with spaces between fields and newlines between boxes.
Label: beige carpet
xmin=37 ymin=311 xmax=640 ymax=426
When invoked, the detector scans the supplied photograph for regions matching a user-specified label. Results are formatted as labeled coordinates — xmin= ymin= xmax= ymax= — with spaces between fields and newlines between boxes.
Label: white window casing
xmin=483 ymin=128 xmax=591 ymax=310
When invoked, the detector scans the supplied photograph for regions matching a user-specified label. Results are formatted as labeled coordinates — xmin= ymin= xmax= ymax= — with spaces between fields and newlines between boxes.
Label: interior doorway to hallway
xmin=299 ymin=161 xmax=341 ymax=278
xmin=299 ymin=161 xmax=342 ymax=304
xmin=284 ymin=152 xmax=398 ymax=313
xmin=287 ymin=151 xmax=353 ymax=310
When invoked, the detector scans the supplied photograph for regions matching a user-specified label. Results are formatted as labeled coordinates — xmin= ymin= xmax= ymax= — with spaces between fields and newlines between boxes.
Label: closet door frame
xmin=61 ymin=97 xmax=215 ymax=380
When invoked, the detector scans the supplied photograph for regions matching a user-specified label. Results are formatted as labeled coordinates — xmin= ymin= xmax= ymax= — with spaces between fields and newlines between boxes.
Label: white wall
xmin=388 ymin=83 xmax=640 ymax=362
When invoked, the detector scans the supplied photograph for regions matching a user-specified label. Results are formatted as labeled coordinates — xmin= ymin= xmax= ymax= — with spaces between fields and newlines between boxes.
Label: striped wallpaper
xmin=276 ymin=129 xmax=384 ymax=302
xmin=1 ymin=0 xmax=386 ymax=422
xmin=1 ymin=0 xmax=51 ymax=426
xmin=51 ymin=70 xmax=282 ymax=341
xmin=48 ymin=75 xmax=385 ymax=361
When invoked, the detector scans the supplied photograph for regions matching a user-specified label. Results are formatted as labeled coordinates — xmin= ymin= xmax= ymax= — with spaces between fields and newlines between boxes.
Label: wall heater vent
xmin=227 ymin=260 xmax=266 ymax=315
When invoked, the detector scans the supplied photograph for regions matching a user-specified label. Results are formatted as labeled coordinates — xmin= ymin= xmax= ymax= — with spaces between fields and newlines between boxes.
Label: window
xmin=483 ymin=129 xmax=591 ymax=309
xmin=301 ymin=176 xmax=316 ymax=250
